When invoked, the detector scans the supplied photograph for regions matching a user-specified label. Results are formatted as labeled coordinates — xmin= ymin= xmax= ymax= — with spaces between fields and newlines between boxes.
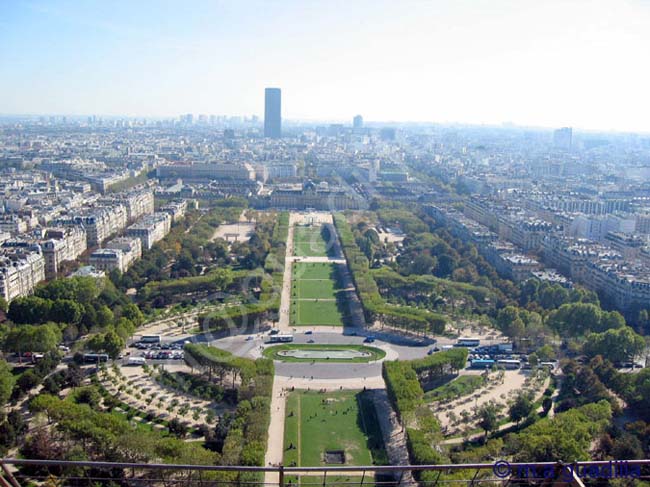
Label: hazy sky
xmin=2 ymin=0 xmax=650 ymax=131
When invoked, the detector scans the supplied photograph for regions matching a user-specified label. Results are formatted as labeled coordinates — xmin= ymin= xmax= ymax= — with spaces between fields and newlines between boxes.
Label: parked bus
xmin=268 ymin=334 xmax=294 ymax=343
xmin=456 ymin=338 xmax=481 ymax=347
xmin=140 ymin=335 xmax=162 ymax=344
xmin=83 ymin=353 xmax=109 ymax=363
xmin=470 ymin=359 xmax=495 ymax=369
xmin=497 ymin=359 xmax=521 ymax=369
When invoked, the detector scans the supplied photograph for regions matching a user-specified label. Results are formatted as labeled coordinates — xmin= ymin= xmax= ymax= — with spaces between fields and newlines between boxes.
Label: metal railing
xmin=1 ymin=458 xmax=650 ymax=487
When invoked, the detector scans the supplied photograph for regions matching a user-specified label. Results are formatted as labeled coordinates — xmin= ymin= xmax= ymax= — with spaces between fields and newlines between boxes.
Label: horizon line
xmin=0 ymin=113 xmax=647 ymax=136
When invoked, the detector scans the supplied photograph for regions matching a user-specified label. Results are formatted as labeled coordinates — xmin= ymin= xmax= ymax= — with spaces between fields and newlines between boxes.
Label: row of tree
xmin=3 ymin=276 xmax=143 ymax=350
xmin=334 ymin=213 xmax=447 ymax=335
xmin=383 ymin=349 xmax=468 ymax=421
xmin=182 ymin=344 xmax=273 ymax=477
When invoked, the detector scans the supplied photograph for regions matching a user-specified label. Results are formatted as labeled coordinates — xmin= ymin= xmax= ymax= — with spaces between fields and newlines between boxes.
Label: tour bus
xmin=470 ymin=359 xmax=495 ymax=369
xmin=268 ymin=334 xmax=294 ymax=343
xmin=497 ymin=359 xmax=521 ymax=369
xmin=83 ymin=353 xmax=109 ymax=363
xmin=456 ymin=338 xmax=481 ymax=347
xmin=140 ymin=335 xmax=162 ymax=344
xmin=540 ymin=361 xmax=556 ymax=371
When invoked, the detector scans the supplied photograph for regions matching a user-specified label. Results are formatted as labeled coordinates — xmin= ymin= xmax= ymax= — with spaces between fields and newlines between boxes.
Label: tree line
xmin=334 ymin=213 xmax=447 ymax=335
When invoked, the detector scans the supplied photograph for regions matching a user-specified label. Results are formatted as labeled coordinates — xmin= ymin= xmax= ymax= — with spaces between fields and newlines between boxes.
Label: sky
xmin=1 ymin=0 xmax=650 ymax=132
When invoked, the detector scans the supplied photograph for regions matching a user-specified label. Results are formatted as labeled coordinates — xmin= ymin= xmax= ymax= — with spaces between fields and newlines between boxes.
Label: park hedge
xmin=333 ymin=213 xmax=446 ymax=335
xmin=382 ymin=349 xmax=468 ymax=420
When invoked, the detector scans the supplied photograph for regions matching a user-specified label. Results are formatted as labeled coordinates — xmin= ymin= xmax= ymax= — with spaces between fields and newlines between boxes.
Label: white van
xmin=127 ymin=356 xmax=146 ymax=366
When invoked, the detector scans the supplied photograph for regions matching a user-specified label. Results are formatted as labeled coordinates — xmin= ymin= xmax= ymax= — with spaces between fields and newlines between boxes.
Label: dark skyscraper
xmin=264 ymin=88 xmax=281 ymax=138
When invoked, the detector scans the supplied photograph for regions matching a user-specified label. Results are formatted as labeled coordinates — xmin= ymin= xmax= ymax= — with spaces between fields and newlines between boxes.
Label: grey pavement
xmin=371 ymin=388 xmax=414 ymax=486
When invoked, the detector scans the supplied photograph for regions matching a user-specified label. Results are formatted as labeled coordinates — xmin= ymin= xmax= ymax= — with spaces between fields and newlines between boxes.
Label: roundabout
xmin=262 ymin=343 xmax=386 ymax=363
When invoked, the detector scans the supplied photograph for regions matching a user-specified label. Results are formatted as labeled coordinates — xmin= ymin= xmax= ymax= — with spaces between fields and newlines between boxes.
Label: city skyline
xmin=2 ymin=1 xmax=650 ymax=132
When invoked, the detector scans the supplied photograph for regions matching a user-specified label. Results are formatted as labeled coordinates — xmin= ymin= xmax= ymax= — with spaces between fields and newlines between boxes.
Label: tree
xmin=16 ymin=370 xmax=39 ymax=394
xmin=87 ymin=331 xmax=125 ymax=359
xmin=506 ymin=318 xmax=525 ymax=339
xmin=546 ymin=302 xmax=602 ymax=336
xmin=536 ymin=345 xmax=556 ymax=362
xmin=611 ymin=434 xmax=644 ymax=460
xmin=0 ymin=360 xmax=16 ymax=406
xmin=73 ymin=387 xmax=101 ymax=409
xmin=511 ymin=401 xmax=612 ymax=462
xmin=66 ymin=363 xmax=84 ymax=388
xmin=597 ymin=311 xmax=626 ymax=332
xmin=583 ymin=327 xmax=645 ymax=364
xmin=434 ymin=254 xmax=455 ymax=277
xmin=3 ymin=324 xmax=62 ymax=355
xmin=542 ymin=397 xmax=553 ymax=415
xmin=168 ymin=418 xmax=189 ymax=438
xmin=0 ymin=411 xmax=27 ymax=454
xmin=8 ymin=296 xmax=52 ymax=324
xmin=477 ymin=403 xmax=499 ymax=438
xmin=50 ymin=299 xmax=83 ymax=324
xmin=410 ymin=254 xmax=437 ymax=275
xmin=509 ymin=393 xmax=534 ymax=425
xmin=120 ymin=303 xmax=144 ymax=327
xmin=95 ymin=306 xmax=114 ymax=328
xmin=102 ymin=330 xmax=125 ymax=359
xmin=496 ymin=306 xmax=519 ymax=331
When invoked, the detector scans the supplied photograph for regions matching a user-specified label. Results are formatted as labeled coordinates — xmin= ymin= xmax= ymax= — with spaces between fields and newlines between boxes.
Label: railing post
xmin=0 ymin=463 xmax=20 ymax=487
xmin=278 ymin=465 xmax=285 ymax=487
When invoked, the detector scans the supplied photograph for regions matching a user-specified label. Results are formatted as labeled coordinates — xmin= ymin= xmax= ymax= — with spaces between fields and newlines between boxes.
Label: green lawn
xmin=262 ymin=344 xmax=386 ymax=363
xmin=291 ymin=299 xmax=345 ymax=326
xmin=292 ymin=279 xmax=340 ymax=300
xmin=294 ymin=240 xmax=329 ymax=257
xmin=283 ymin=390 xmax=385 ymax=467
xmin=285 ymin=476 xmax=366 ymax=487
xmin=291 ymin=263 xmax=346 ymax=326
xmin=293 ymin=226 xmax=329 ymax=257
xmin=293 ymin=225 xmax=338 ymax=257
xmin=294 ymin=226 xmax=326 ymax=242
xmin=293 ymin=262 xmax=338 ymax=280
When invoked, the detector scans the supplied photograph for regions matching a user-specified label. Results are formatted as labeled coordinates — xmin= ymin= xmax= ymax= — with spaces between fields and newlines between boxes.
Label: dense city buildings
xmin=1 ymin=114 xmax=650 ymax=485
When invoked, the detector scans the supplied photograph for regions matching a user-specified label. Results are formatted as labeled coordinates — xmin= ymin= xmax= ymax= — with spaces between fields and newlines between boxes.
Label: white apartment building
xmin=159 ymin=200 xmax=187 ymax=222
xmin=40 ymin=226 xmax=88 ymax=278
xmin=74 ymin=205 xmax=128 ymax=247
xmin=103 ymin=236 xmax=142 ymax=272
xmin=0 ymin=215 xmax=28 ymax=235
xmin=125 ymin=212 xmax=172 ymax=250
xmin=103 ymin=188 xmax=154 ymax=223
xmin=0 ymin=250 xmax=46 ymax=302
xmin=89 ymin=248 xmax=126 ymax=273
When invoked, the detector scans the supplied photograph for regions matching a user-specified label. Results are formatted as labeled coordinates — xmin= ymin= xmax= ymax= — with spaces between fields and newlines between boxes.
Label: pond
xmin=277 ymin=348 xmax=371 ymax=360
